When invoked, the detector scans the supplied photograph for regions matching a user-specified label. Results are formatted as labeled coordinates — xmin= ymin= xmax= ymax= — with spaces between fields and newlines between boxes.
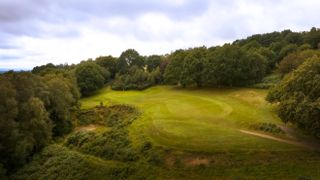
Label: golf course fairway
xmin=81 ymin=86 xmax=315 ymax=152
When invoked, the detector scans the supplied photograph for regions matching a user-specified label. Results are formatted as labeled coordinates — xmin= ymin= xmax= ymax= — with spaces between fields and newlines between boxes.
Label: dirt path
xmin=240 ymin=130 xmax=320 ymax=151
xmin=75 ymin=124 xmax=98 ymax=132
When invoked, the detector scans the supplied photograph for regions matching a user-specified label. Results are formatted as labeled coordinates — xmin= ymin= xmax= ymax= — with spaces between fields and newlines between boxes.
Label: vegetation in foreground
xmin=82 ymin=86 xmax=320 ymax=178
xmin=1 ymin=28 xmax=320 ymax=178
xmin=10 ymin=87 xmax=320 ymax=179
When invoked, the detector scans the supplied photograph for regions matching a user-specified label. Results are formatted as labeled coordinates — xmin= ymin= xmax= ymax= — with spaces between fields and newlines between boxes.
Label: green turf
xmin=16 ymin=86 xmax=320 ymax=179
xmin=81 ymin=86 xmax=303 ymax=152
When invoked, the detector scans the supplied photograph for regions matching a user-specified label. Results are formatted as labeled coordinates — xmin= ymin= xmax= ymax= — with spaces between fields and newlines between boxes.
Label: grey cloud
xmin=1 ymin=0 xmax=320 ymax=69
xmin=0 ymin=0 xmax=210 ymax=50
xmin=0 ymin=42 xmax=20 ymax=49
xmin=0 ymin=0 xmax=210 ymax=26
xmin=0 ymin=54 xmax=21 ymax=60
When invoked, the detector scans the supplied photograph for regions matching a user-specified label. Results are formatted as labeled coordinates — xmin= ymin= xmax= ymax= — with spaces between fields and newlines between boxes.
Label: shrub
xmin=267 ymin=57 xmax=320 ymax=138
xmin=251 ymin=73 xmax=282 ymax=89
xmin=12 ymin=145 xmax=132 ymax=179
xmin=251 ymin=123 xmax=284 ymax=134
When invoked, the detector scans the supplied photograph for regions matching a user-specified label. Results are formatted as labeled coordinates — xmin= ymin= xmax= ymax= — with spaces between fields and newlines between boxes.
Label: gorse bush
xmin=66 ymin=105 xmax=140 ymax=162
xmin=12 ymin=145 xmax=133 ymax=180
xmin=76 ymin=104 xmax=139 ymax=127
xmin=65 ymin=130 xmax=139 ymax=162
xmin=12 ymin=104 xmax=153 ymax=179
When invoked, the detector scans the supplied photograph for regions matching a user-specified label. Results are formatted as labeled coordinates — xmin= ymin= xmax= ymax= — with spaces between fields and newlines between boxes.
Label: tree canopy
xmin=267 ymin=57 xmax=320 ymax=138
xmin=75 ymin=62 xmax=109 ymax=96
xmin=0 ymin=72 xmax=79 ymax=172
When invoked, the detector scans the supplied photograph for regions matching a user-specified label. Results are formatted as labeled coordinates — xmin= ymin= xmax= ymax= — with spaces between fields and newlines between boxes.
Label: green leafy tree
xmin=0 ymin=73 xmax=52 ymax=170
xmin=285 ymin=32 xmax=303 ymax=45
xmin=241 ymin=40 xmax=262 ymax=50
xmin=278 ymin=50 xmax=320 ymax=75
xmin=112 ymin=66 xmax=153 ymax=90
xmin=117 ymin=49 xmax=144 ymax=74
xmin=278 ymin=44 xmax=298 ymax=61
xmin=180 ymin=47 xmax=206 ymax=87
xmin=267 ymin=57 xmax=320 ymax=138
xmin=75 ymin=62 xmax=107 ymax=96
xmin=15 ymin=97 xmax=52 ymax=165
xmin=146 ymin=55 xmax=162 ymax=72
xmin=257 ymin=47 xmax=276 ymax=73
xmin=304 ymin=27 xmax=320 ymax=49
xmin=149 ymin=67 xmax=163 ymax=84
xmin=0 ymin=76 xmax=18 ymax=171
xmin=95 ymin=56 xmax=117 ymax=78
xmin=164 ymin=50 xmax=187 ymax=85
xmin=42 ymin=74 xmax=80 ymax=136
xmin=244 ymin=50 xmax=268 ymax=84
xmin=298 ymin=43 xmax=312 ymax=51
xmin=204 ymin=45 xmax=267 ymax=87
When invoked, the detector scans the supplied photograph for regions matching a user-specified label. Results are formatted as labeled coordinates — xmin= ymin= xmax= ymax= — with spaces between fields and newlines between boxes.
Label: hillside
xmin=12 ymin=86 xmax=320 ymax=179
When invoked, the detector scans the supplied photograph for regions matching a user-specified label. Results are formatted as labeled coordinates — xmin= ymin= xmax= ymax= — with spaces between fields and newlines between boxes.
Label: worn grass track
xmin=81 ymin=86 xmax=314 ymax=153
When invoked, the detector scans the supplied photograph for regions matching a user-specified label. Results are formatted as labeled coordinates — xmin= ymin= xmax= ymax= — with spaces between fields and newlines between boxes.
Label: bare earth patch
xmin=240 ymin=130 xmax=320 ymax=151
xmin=75 ymin=124 xmax=98 ymax=132
xmin=165 ymin=154 xmax=211 ymax=167
xmin=183 ymin=157 xmax=210 ymax=167
xmin=165 ymin=156 xmax=175 ymax=167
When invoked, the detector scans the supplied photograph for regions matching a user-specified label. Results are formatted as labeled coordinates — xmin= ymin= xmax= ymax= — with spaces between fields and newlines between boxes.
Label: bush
xmin=267 ymin=57 xmax=320 ymax=138
xmin=251 ymin=123 xmax=284 ymax=134
xmin=0 ymin=164 xmax=7 ymax=180
xmin=76 ymin=105 xmax=139 ymax=128
xmin=251 ymin=73 xmax=282 ymax=89
xmin=111 ymin=66 xmax=156 ymax=91
xmin=67 ymin=105 xmax=140 ymax=162
xmin=65 ymin=129 xmax=138 ymax=162
xmin=75 ymin=62 xmax=109 ymax=96
xmin=278 ymin=50 xmax=320 ymax=75
xmin=12 ymin=145 xmax=132 ymax=179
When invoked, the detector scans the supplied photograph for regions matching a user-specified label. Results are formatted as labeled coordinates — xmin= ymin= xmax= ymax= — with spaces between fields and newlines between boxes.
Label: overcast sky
xmin=0 ymin=0 xmax=319 ymax=69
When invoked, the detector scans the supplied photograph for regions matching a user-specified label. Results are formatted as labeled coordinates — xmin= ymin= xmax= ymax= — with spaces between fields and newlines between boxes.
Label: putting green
xmin=81 ymin=86 xmax=303 ymax=152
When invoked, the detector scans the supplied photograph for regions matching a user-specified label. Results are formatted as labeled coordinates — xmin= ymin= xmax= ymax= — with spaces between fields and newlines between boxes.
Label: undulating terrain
xmin=13 ymin=86 xmax=320 ymax=179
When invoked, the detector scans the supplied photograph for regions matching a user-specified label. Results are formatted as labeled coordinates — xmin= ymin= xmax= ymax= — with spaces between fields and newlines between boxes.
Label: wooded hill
xmin=0 ymin=27 xmax=320 ymax=178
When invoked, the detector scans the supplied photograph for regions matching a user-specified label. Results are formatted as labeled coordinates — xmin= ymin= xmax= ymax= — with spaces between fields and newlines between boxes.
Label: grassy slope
xmin=79 ymin=86 xmax=320 ymax=179
xmin=82 ymin=86 xmax=299 ymax=152
xmin=16 ymin=86 xmax=319 ymax=179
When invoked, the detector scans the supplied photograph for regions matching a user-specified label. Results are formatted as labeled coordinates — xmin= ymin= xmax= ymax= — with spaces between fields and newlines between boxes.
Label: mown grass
xmin=16 ymin=86 xmax=320 ymax=179
xmin=81 ymin=86 xmax=301 ymax=152
xmin=79 ymin=86 xmax=320 ymax=179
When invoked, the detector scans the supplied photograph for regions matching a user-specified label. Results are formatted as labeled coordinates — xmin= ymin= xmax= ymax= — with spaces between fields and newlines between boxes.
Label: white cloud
xmin=1 ymin=0 xmax=320 ymax=69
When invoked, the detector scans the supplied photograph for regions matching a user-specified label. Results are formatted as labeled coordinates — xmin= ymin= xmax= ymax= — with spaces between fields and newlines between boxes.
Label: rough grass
xmin=17 ymin=86 xmax=320 ymax=179
xmin=79 ymin=86 xmax=320 ymax=178
xmin=12 ymin=145 xmax=131 ymax=180
xmin=81 ymin=86 xmax=302 ymax=152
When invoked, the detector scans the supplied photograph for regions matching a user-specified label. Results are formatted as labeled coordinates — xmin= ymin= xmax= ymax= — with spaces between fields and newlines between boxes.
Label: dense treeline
xmin=0 ymin=72 xmax=79 ymax=174
xmin=164 ymin=45 xmax=268 ymax=87
xmin=267 ymin=57 xmax=320 ymax=138
xmin=1 ymin=27 xmax=320 ymax=177
xmin=28 ymin=27 xmax=320 ymax=138
xmin=29 ymin=28 xmax=320 ymax=92
xmin=30 ymin=27 xmax=320 ymax=93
